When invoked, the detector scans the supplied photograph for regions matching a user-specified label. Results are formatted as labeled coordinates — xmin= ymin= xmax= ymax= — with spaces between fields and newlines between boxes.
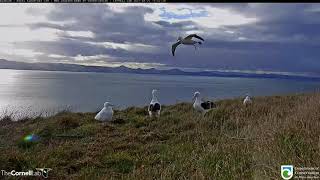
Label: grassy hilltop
xmin=0 ymin=93 xmax=319 ymax=179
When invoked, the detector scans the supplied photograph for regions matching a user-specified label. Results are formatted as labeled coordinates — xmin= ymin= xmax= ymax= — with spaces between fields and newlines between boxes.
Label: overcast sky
xmin=1 ymin=3 xmax=320 ymax=75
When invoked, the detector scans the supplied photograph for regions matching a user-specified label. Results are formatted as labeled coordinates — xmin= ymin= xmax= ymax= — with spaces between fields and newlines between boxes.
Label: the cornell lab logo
xmin=36 ymin=168 xmax=52 ymax=178
xmin=281 ymin=165 xmax=294 ymax=180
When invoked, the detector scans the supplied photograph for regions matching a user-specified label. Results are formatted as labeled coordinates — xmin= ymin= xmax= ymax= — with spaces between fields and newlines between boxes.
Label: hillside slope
xmin=0 ymin=93 xmax=319 ymax=179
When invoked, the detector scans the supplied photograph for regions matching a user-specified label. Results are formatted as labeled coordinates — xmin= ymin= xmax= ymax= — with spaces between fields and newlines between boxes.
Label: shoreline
xmin=1 ymin=67 xmax=320 ymax=82
xmin=0 ymin=91 xmax=315 ymax=121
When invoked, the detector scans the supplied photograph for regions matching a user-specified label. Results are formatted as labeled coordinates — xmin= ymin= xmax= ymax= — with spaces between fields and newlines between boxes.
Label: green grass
xmin=0 ymin=93 xmax=319 ymax=179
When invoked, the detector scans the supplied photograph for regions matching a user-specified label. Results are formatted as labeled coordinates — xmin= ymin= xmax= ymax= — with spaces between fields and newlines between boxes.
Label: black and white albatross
xmin=172 ymin=34 xmax=205 ymax=56
xmin=192 ymin=91 xmax=216 ymax=115
xmin=148 ymin=89 xmax=161 ymax=118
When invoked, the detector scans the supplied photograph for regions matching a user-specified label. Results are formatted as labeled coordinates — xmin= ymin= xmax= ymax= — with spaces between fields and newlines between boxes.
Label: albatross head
xmin=152 ymin=89 xmax=158 ymax=95
xmin=151 ymin=89 xmax=159 ymax=101
xmin=194 ymin=91 xmax=201 ymax=97
xmin=104 ymin=102 xmax=114 ymax=108
xmin=192 ymin=91 xmax=201 ymax=101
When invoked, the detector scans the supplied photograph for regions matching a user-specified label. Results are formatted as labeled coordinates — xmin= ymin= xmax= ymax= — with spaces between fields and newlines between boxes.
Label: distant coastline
xmin=1 ymin=59 xmax=320 ymax=81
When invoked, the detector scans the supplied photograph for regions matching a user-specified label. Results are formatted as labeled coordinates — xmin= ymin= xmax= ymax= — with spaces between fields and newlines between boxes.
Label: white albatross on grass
xmin=193 ymin=91 xmax=216 ymax=115
xmin=95 ymin=102 xmax=114 ymax=122
xmin=148 ymin=89 xmax=161 ymax=118
xmin=172 ymin=34 xmax=205 ymax=56
xmin=243 ymin=94 xmax=252 ymax=106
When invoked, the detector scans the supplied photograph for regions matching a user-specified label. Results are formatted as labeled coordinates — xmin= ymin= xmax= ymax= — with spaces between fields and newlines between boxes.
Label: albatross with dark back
xmin=201 ymin=101 xmax=216 ymax=110
xmin=148 ymin=89 xmax=161 ymax=118
xmin=193 ymin=91 xmax=216 ymax=115
xmin=172 ymin=34 xmax=205 ymax=56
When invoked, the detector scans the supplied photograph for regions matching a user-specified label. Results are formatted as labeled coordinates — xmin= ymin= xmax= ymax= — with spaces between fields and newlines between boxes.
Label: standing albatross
xmin=172 ymin=34 xmax=205 ymax=56
xmin=95 ymin=102 xmax=114 ymax=122
xmin=243 ymin=94 xmax=252 ymax=106
xmin=192 ymin=91 xmax=216 ymax=115
xmin=148 ymin=89 xmax=161 ymax=118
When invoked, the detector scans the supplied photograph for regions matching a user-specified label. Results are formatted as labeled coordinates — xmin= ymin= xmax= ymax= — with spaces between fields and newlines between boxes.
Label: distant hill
xmin=0 ymin=59 xmax=319 ymax=81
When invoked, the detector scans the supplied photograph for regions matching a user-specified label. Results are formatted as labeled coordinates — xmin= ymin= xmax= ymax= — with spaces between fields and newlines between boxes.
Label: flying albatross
xmin=192 ymin=91 xmax=216 ymax=115
xmin=148 ymin=89 xmax=161 ymax=118
xmin=95 ymin=102 xmax=114 ymax=122
xmin=172 ymin=34 xmax=205 ymax=56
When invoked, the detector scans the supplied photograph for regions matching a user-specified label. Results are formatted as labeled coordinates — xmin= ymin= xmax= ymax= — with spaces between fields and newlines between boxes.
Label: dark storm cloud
xmin=24 ymin=4 xmax=188 ymax=64
xmin=171 ymin=40 xmax=320 ymax=73
xmin=154 ymin=20 xmax=197 ymax=30
xmin=46 ymin=4 xmax=172 ymax=45
xmin=219 ymin=4 xmax=320 ymax=41
xmin=27 ymin=4 xmax=191 ymax=53
xmin=22 ymin=3 xmax=320 ymax=74
xmin=199 ymin=3 xmax=320 ymax=73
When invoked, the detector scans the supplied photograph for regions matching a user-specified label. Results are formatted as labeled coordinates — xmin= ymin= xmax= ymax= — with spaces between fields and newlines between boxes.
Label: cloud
xmin=0 ymin=47 xmax=43 ymax=58
xmin=144 ymin=4 xmax=257 ymax=28
xmin=159 ymin=7 xmax=209 ymax=20
xmin=1 ymin=4 xmax=320 ymax=73
xmin=0 ymin=4 xmax=53 ymax=26
xmin=79 ymin=61 xmax=166 ymax=69
xmin=48 ymin=54 xmax=67 ymax=59
xmin=0 ymin=27 xmax=59 ymax=43
xmin=87 ymin=41 xmax=159 ymax=54
xmin=73 ymin=54 xmax=110 ymax=61
xmin=65 ymin=31 xmax=95 ymax=38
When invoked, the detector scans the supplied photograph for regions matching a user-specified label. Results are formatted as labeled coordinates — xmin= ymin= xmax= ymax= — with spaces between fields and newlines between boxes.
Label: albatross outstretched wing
xmin=172 ymin=41 xmax=181 ymax=56
xmin=185 ymin=34 xmax=205 ymax=41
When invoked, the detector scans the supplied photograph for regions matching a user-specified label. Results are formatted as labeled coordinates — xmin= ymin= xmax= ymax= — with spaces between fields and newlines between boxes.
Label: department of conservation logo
xmin=281 ymin=165 xmax=294 ymax=180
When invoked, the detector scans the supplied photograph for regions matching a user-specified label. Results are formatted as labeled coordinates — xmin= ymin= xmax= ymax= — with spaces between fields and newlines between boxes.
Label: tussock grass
xmin=0 ymin=93 xmax=319 ymax=179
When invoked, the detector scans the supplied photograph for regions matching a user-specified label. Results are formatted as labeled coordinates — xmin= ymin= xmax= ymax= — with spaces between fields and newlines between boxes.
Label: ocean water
xmin=0 ymin=69 xmax=319 ymax=117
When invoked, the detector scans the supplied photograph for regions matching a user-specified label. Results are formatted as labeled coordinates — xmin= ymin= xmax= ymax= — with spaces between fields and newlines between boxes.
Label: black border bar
xmin=1 ymin=0 xmax=320 ymax=2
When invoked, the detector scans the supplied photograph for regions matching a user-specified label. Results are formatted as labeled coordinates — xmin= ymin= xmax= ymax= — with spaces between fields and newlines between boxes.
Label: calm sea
xmin=0 ymin=69 xmax=319 ymax=117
